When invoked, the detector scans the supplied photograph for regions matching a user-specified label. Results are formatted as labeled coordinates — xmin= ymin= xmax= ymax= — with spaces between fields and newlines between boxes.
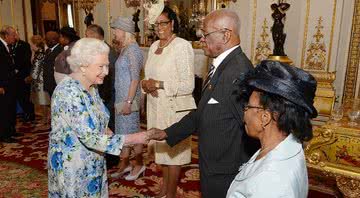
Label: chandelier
xmin=41 ymin=0 xmax=102 ymax=11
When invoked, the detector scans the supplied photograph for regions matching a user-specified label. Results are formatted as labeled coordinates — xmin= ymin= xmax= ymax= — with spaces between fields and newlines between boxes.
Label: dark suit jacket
xmin=12 ymin=40 xmax=32 ymax=80
xmin=165 ymin=46 xmax=258 ymax=175
xmin=0 ymin=41 xmax=16 ymax=88
xmin=43 ymin=44 xmax=63 ymax=96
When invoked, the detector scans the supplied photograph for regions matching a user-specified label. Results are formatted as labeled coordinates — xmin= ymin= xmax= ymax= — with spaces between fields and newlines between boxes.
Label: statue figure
xmin=270 ymin=1 xmax=290 ymax=56
xmin=84 ymin=9 xmax=94 ymax=27
xmin=133 ymin=9 xmax=141 ymax=33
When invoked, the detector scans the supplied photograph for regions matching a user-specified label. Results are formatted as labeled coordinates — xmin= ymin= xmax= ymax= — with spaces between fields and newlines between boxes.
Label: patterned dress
xmin=30 ymin=49 xmax=49 ymax=105
xmin=48 ymin=76 xmax=124 ymax=198
xmin=114 ymin=43 xmax=143 ymax=135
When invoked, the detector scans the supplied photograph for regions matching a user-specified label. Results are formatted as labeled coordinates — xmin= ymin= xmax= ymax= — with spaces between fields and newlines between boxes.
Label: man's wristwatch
xmin=125 ymin=100 xmax=133 ymax=104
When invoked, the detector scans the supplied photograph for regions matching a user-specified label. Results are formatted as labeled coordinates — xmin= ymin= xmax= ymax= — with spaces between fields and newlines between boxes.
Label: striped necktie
xmin=203 ymin=64 xmax=215 ymax=90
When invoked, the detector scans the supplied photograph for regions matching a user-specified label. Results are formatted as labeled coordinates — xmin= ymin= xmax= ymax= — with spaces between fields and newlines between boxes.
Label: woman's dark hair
xmin=60 ymin=27 xmax=80 ymax=43
xmin=257 ymin=89 xmax=313 ymax=142
xmin=162 ymin=6 xmax=179 ymax=33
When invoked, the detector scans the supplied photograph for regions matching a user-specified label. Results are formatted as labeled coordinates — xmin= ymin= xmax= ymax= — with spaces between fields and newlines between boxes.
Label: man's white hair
xmin=67 ymin=38 xmax=109 ymax=72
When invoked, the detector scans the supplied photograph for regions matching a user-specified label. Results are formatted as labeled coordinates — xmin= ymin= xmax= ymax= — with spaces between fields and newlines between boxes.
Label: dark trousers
xmin=16 ymin=79 xmax=34 ymax=118
xmin=0 ymin=80 xmax=17 ymax=138
xmin=200 ymin=168 xmax=237 ymax=198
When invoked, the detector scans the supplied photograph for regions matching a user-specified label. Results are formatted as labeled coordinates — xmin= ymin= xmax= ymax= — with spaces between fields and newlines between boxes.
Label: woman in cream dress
xmin=141 ymin=6 xmax=196 ymax=198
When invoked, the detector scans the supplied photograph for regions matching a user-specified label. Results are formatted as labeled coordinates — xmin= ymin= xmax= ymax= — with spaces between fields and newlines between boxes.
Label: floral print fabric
xmin=48 ymin=76 xmax=124 ymax=197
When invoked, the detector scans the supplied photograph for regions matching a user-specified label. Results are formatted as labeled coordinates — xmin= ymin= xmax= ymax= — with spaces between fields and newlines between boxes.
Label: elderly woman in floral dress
xmin=47 ymin=38 xmax=148 ymax=198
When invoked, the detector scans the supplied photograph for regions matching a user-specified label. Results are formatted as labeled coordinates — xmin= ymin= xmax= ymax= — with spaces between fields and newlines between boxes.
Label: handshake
xmin=125 ymin=128 xmax=168 ymax=146
xmin=145 ymin=128 xmax=168 ymax=141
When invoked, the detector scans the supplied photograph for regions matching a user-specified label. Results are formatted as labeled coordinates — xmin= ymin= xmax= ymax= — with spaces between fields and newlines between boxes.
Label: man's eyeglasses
xmin=200 ymin=28 xmax=231 ymax=39
xmin=152 ymin=20 xmax=171 ymax=28
xmin=244 ymin=105 xmax=264 ymax=111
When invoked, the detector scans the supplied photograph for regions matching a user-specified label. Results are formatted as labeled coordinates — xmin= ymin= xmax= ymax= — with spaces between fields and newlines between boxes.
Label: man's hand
xmin=147 ymin=128 xmax=167 ymax=141
xmin=0 ymin=88 xmax=5 ymax=95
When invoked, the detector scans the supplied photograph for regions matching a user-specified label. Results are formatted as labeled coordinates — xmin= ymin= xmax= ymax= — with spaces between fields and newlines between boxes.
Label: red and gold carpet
xmin=0 ymin=117 xmax=336 ymax=197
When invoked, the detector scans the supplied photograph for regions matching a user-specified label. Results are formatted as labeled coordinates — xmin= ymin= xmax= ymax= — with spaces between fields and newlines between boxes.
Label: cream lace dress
xmin=144 ymin=37 xmax=196 ymax=165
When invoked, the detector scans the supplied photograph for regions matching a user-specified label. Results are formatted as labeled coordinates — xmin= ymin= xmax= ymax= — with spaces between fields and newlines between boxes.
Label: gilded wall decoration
xmin=343 ymin=0 xmax=360 ymax=101
xmin=304 ymin=17 xmax=327 ymax=71
xmin=301 ymin=0 xmax=337 ymax=71
xmin=254 ymin=18 xmax=271 ymax=64
xmin=250 ymin=0 xmax=258 ymax=63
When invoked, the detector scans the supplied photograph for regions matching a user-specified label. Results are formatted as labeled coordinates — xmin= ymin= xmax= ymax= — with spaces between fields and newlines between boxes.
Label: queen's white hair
xmin=67 ymin=38 xmax=109 ymax=72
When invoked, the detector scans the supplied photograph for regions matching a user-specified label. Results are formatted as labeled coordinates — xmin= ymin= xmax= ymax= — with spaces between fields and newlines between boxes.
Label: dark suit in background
xmin=0 ymin=41 xmax=17 ymax=140
xmin=43 ymin=44 xmax=63 ymax=97
xmin=11 ymin=40 xmax=34 ymax=120
xmin=165 ymin=47 xmax=258 ymax=197
xmin=98 ymin=46 xmax=118 ymax=131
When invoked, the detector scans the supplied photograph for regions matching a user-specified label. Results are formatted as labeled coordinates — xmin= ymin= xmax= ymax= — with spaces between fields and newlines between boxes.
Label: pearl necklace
xmin=158 ymin=34 xmax=176 ymax=49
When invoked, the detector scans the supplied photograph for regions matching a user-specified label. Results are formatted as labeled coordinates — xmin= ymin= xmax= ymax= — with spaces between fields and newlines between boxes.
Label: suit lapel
xmin=198 ymin=46 xmax=242 ymax=110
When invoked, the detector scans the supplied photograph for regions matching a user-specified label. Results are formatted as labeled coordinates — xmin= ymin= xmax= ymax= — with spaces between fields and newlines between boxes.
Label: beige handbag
xmin=115 ymin=95 xmax=140 ymax=114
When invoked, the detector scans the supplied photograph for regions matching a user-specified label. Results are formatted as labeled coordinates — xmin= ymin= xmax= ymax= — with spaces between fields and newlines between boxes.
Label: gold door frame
xmin=343 ymin=0 xmax=360 ymax=102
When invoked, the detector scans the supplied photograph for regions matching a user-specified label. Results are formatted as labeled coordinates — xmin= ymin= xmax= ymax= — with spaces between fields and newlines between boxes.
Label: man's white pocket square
xmin=208 ymin=98 xmax=219 ymax=104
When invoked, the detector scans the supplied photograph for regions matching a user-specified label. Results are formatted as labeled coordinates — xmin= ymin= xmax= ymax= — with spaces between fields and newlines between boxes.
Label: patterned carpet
xmin=0 ymin=116 xmax=337 ymax=197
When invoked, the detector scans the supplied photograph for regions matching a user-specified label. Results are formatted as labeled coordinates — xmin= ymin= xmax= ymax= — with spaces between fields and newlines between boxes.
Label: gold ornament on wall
xmin=255 ymin=18 xmax=271 ymax=64
xmin=304 ymin=17 xmax=327 ymax=71
xmin=41 ymin=0 xmax=101 ymax=11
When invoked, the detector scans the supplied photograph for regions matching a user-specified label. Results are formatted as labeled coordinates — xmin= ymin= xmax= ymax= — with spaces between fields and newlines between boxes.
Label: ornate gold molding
xmin=301 ymin=0 xmax=311 ymax=69
xmin=343 ymin=0 xmax=360 ymax=102
xmin=10 ymin=0 xmax=14 ymax=27
xmin=305 ymin=17 xmax=327 ymax=71
xmin=254 ymin=18 xmax=271 ymax=64
xmin=327 ymin=0 xmax=338 ymax=70
xmin=305 ymin=125 xmax=360 ymax=179
xmin=250 ymin=0 xmax=257 ymax=63
xmin=301 ymin=0 xmax=338 ymax=72
xmin=336 ymin=176 xmax=360 ymax=198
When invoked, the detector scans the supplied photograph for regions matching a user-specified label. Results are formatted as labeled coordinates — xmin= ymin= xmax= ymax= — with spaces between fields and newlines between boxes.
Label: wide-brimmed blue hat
xmin=247 ymin=60 xmax=318 ymax=118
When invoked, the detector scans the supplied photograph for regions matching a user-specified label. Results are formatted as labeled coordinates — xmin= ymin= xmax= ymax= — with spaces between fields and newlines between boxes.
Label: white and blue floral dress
xmin=48 ymin=76 xmax=124 ymax=198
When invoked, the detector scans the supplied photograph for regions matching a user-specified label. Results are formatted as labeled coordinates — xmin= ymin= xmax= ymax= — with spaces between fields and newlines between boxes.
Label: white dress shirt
xmin=226 ymin=134 xmax=308 ymax=198
xmin=212 ymin=45 xmax=240 ymax=74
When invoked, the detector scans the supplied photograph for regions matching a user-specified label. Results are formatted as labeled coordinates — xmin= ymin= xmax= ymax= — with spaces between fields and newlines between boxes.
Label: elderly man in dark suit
xmin=11 ymin=31 xmax=34 ymax=122
xmin=146 ymin=9 xmax=259 ymax=198
xmin=43 ymin=31 xmax=63 ymax=97
xmin=0 ymin=25 xmax=18 ymax=143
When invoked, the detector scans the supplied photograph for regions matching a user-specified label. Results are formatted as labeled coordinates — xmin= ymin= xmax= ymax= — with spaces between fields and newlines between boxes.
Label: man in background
xmin=11 ymin=31 xmax=34 ymax=122
xmin=43 ymin=31 xmax=63 ymax=97
xmin=0 ymin=26 xmax=18 ymax=143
